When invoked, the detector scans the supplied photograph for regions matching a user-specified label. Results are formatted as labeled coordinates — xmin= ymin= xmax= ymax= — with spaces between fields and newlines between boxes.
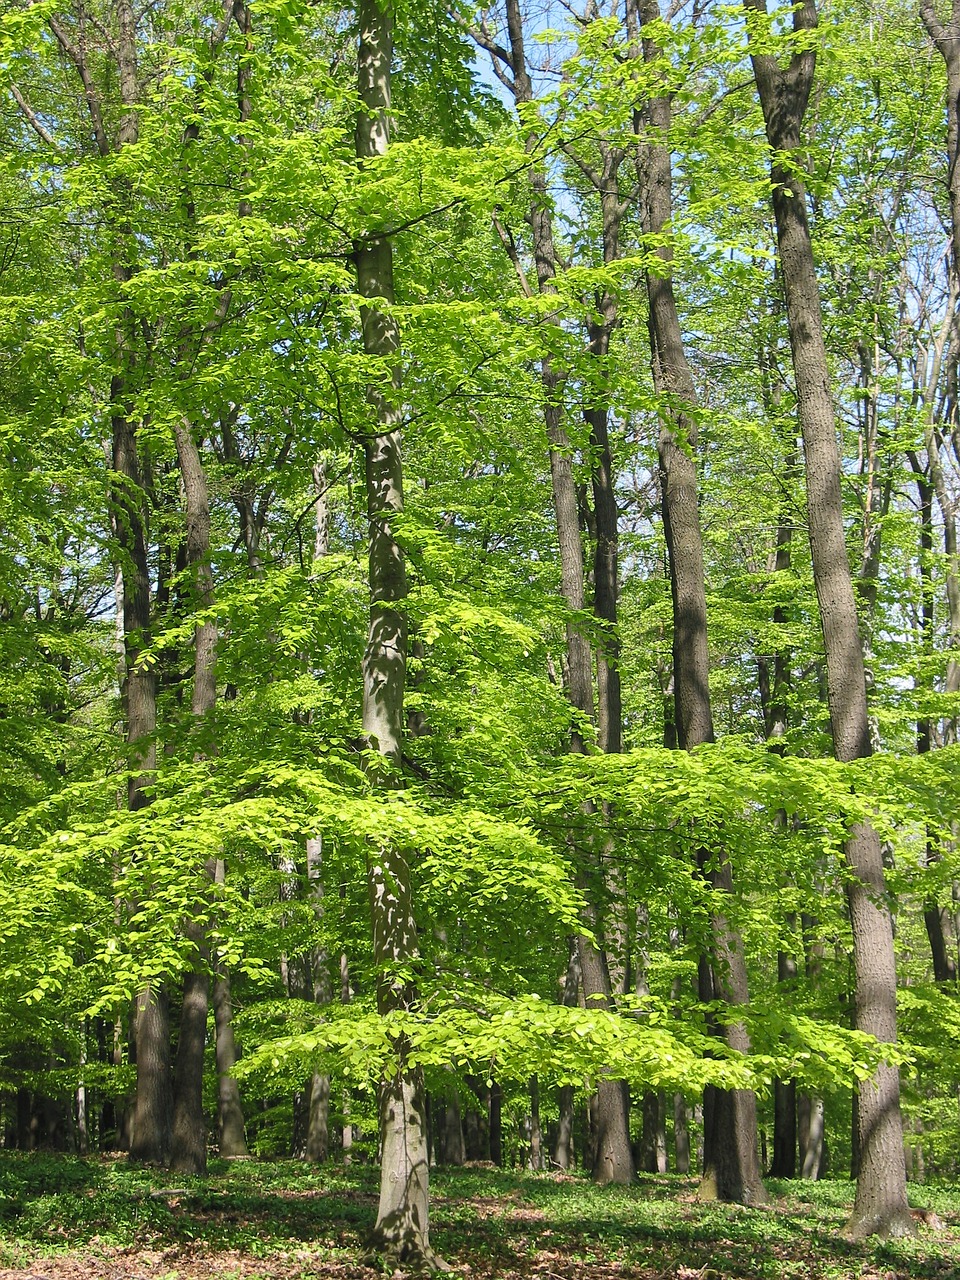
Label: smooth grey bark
xmin=914 ymin=9 xmax=960 ymax=989
xmin=313 ymin=459 xmax=331 ymax=561
xmin=98 ymin=1012 xmax=129 ymax=1152
xmin=492 ymin=0 xmax=595 ymax=741
xmin=745 ymin=0 xmax=911 ymax=1237
xmin=173 ymin=419 xmax=218 ymax=722
xmin=673 ymin=1092 xmax=690 ymax=1174
xmin=757 ymin=420 xmax=800 ymax=1178
xmin=305 ymin=837 xmax=332 ymax=1163
xmin=489 ymin=1080 xmax=503 ymax=1167
xmin=340 ymin=933 xmax=354 ymax=1164
xmin=919 ymin=388 xmax=960 ymax=749
xmin=798 ymin=1092 xmax=825 ymax=1180
xmin=579 ymin=158 xmax=632 ymax=1009
xmin=354 ymin=0 xmax=445 ymax=1267
xmin=167 ymin=416 xmax=220 ymax=1177
xmin=552 ymin=939 xmax=581 ymax=1169
xmin=117 ymin=392 xmax=168 ymax=1167
xmin=633 ymin=0 xmax=765 ymax=1206
xmin=75 ymin=1036 xmax=88 ymax=1156
xmin=169 ymin=964 xmax=209 ymax=1175
xmin=797 ymin=918 xmax=826 ymax=1181
xmin=640 ymin=1092 xmax=668 ymax=1173
xmin=111 ymin=414 xmax=156 ymax=822
xmin=213 ymin=860 xmax=249 ymax=1158
xmin=463 ymin=1085 xmax=489 ymax=1162
xmin=212 ymin=952 xmax=249 ymax=1158
xmin=921 ymin=0 xmax=960 ymax=572
xmin=438 ymin=1080 xmax=465 ymax=1167
xmin=170 ymin=15 xmax=253 ymax=1148
xmin=527 ymin=1076 xmax=544 ymax=1172
xmin=559 ymin=136 xmax=626 ymax=762
xmin=855 ymin=337 xmax=893 ymax=631
xmin=635 ymin=906 xmax=667 ymax=1173
xmin=305 ymin=1073 xmax=331 ymax=1163
xmin=278 ymin=859 xmax=311 ymax=1158
xmin=553 ymin=1086 xmax=574 ymax=1168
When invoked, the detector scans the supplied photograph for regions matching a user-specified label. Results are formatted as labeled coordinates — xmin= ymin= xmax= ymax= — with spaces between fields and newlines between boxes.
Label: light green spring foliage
xmin=0 ymin=0 xmax=958 ymax=1143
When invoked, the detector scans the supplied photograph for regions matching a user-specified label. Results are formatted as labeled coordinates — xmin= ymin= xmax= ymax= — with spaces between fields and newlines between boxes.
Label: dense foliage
xmin=0 ymin=0 xmax=959 ymax=1256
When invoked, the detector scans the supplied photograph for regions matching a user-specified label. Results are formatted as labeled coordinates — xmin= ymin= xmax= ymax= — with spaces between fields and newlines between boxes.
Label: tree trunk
xmin=527 ymin=1076 xmax=544 ymax=1172
xmin=639 ymin=1092 xmax=667 ymax=1173
xmin=798 ymin=1092 xmax=825 ymax=1180
xmin=46 ymin=0 xmax=168 ymax=1172
xmin=166 ymin=419 xmax=221 ymax=1177
xmin=745 ymin=0 xmax=912 ymax=1236
xmin=354 ymin=1 xmax=444 ymax=1267
xmin=771 ymin=1079 xmax=797 ymax=1179
xmin=758 ymin=421 xmax=799 ymax=1178
xmin=341 ymin=939 xmax=354 ymax=1165
xmin=437 ymin=1077 xmax=465 ymax=1167
xmin=76 ymin=1036 xmax=88 ymax=1156
xmin=129 ymin=987 xmax=171 ymax=1164
xmin=113 ymin=403 xmax=166 ymax=1168
xmin=771 ymin=950 xmax=798 ymax=1178
xmin=304 ymin=838 xmax=332 ymax=1163
xmin=210 ymin=860 xmax=249 ymax=1160
xmin=635 ymin=910 xmax=667 ymax=1175
xmin=552 ymin=940 xmax=580 ymax=1169
xmin=303 ymin=1073 xmax=330 ymax=1163
xmin=583 ymin=181 xmax=631 ymax=1010
xmin=673 ymin=1093 xmax=690 ymax=1174
xmin=212 ymin=956 xmax=249 ymax=1158
xmin=695 ymin=913 xmax=765 ymax=1204
xmin=911 ymin=462 xmax=959 ymax=982
xmin=635 ymin=0 xmax=765 ymax=1207
xmin=489 ymin=1080 xmax=503 ymax=1167
xmin=169 ymin=966 xmax=209 ymax=1174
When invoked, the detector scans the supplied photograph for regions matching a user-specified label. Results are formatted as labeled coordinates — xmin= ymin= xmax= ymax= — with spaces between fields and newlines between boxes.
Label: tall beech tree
xmin=38 ymin=0 xmax=172 ymax=1167
xmin=744 ymin=0 xmax=913 ymax=1236
xmin=167 ymin=414 xmax=218 ymax=1177
xmin=919 ymin=0 xmax=960 ymax=991
xmin=632 ymin=0 xmax=766 ymax=1205
xmin=353 ymin=0 xmax=446 ymax=1266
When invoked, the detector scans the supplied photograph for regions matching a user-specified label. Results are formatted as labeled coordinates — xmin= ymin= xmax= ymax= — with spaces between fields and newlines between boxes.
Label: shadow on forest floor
xmin=0 ymin=1155 xmax=957 ymax=1280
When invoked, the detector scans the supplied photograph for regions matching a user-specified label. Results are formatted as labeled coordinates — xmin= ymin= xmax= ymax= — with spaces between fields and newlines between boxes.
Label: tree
xmin=744 ymin=0 xmax=914 ymax=1236
xmin=634 ymin=0 xmax=766 ymax=1206
xmin=353 ymin=0 xmax=447 ymax=1266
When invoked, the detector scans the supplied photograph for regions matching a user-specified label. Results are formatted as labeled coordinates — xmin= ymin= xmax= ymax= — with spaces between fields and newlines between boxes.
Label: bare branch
xmin=492 ymin=214 xmax=534 ymax=298
xmin=467 ymin=15 xmax=517 ymax=94
xmin=47 ymin=14 xmax=111 ymax=155
xmin=687 ymin=80 xmax=754 ymax=131
xmin=560 ymin=141 xmax=603 ymax=191
xmin=468 ymin=14 xmax=513 ymax=68
xmin=8 ymin=82 xmax=63 ymax=153
xmin=83 ymin=11 xmax=120 ymax=58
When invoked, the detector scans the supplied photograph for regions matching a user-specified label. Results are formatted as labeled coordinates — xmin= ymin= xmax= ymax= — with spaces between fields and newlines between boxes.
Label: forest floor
xmin=0 ymin=1155 xmax=957 ymax=1280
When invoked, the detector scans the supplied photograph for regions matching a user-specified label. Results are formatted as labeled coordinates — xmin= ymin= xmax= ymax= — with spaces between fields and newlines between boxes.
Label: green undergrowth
xmin=0 ymin=1153 xmax=957 ymax=1278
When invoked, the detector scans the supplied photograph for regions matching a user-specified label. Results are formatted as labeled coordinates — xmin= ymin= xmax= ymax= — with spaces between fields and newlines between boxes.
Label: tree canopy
xmin=1 ymin=0 xmax=960 ymax=1263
